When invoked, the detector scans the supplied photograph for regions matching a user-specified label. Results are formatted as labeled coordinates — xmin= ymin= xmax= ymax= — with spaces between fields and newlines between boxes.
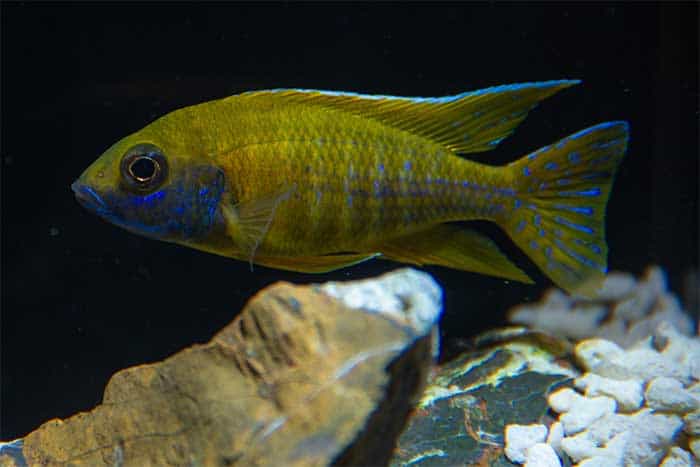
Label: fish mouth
xmin=71 ymin=181 xmax=110 ymax=215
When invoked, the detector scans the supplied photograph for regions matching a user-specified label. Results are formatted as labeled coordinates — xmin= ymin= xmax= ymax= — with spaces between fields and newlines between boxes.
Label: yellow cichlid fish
xmin=72 ymin=80 xmax=629 ymax=294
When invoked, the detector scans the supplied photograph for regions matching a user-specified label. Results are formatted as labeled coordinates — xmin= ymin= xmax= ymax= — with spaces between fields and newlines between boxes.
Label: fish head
xmin=72 ymin=132 xmax=225 ymax=242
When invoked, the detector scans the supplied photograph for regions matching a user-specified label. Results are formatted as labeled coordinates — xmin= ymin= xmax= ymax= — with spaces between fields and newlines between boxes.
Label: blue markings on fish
xmin=554 ymin=215 xmax=594 ymax=234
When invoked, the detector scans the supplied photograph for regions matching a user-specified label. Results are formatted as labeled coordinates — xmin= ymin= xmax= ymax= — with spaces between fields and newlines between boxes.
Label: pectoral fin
xmin=253 ymin=252 xmax=381 ymax=273
xmin=221 ymin=185 xmax=296 ymax=266
xmin=377 ymin=225 xmax=533 ymax=283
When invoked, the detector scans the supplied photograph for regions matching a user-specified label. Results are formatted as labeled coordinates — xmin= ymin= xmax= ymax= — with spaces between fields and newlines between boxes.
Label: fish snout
xmin=71 ymin=180 xmax=109 ymax=214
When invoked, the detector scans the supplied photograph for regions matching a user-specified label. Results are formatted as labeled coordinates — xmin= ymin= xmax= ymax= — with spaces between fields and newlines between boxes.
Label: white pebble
xmin=559 ymin=395 xmax=617 ymax=435
xmin=623 ymin=411 xmax=684 ymax=466
xmin=504 ymin=424 xmax=548 ymax=464
xmin=509 ymin=304 xmax=604 ymax=341
xmin=654 ymin=320 xmax=697 ymax=350
xmin=688 ymin=382 xmax=700 ymax=396
xmin=545 ymin=421 xmax=564 ymax=454
xmin=548 ymin=387 xmax=582 ymax=413
xmin=654 ymin=321 xmax=700 ymax=378
xmin=585 ymin=413 xmax=637 ymax=444
xmin=556 ymin=407 xmax=684 ymax=466
xmin=689 ymin=437 xmax=699 ymax=459
xmin=593 ymin=272 xmax=637 ymax=301
xmin=612 ymin=281 xmax=656 ymax=321
xmin=613 ymin=347 xmax=688 ymax=382
xmin=621 ymin=315 xmax=683 ymax=349
xmin=645 ymin=377 xmax=700 ymax=413
xmin=542 ymin=288 xmax=572 ymax=308
xmin=576 ymin=456 xmax=624 ymax=467
xmin=575 ymin=373 xmax=644 ymax=412
xmin=659 ymin=447 xmax=694 ymax=467
xmin=524 ymin=443 xmax=561 ymax=467
xmin=683 ymin=410 xmax=700 ymax=436
xmin=596 ymin=319 xmax=632 ymax=348
xmin=576 ymin=338 xmax=689 ymax=383
xmin=559 ymin=431 xmax=598 ymax=463
xmin=690 ymin=357 xmax=700 ymax=381
xmin=644 ymin=266 xmax=668 ymax=297
xmin=591 ymin=430 xmax=628 ymax=464
xmin=548 ymin=388 xmax=621 ymax=436
xmin=652 ymin=294 xmax=695 ymax=335
xmin=575 ymin=339 xmax=624 ymax=372
xmin=505 ymin=266 xmax=700 ymax=467
xmin=561 ymin=429 xmax=628 ymax=464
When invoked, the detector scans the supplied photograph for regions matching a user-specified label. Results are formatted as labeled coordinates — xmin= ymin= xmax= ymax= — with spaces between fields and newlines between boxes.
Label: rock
xmin=575 ymin=338 xmax=689 ymax=384
xmin=653 ymin=294 xmax=695 ymax=335
xmin=0 ymin=439 xmax=24 ymax=467
xmin=689 ymin=437 xmax=699 ymax=459
xmin=558 ymin=395 xmax=617 ymax=435
xmin=509 ymin=303 xmax=606 ymax=341
xmin=19 ymin=268 xmax=442 ymax=466
xmin=504 ymin=424 xmax=547 ymax=464
xmin=574 ymin=338 xmax=625 ymax=372
xmin=654 ymin=321 xmax=700 ymax=379
xmin=559 ymin=432 xmax=599 ymax=463
xmin=507 ymin=264 xmax=696 ymax=352
xmin=644 ymin=266 xmax=669 ymax=297
xmin=623 ymin=410 xmax=684 ymax=466
xmin=548 ymin=387 xmax=581 ymax=413
xmin=574 ymin=373 xmax=644 ymax=412
xmin=577 ymin=457 xmax=624 ymax=467
xmin=684 ymin=411 xmax=700 ymax=436
xmin=524 ymin=442 xmax=561 ymax=467
xmin=578 ymin=430 xmax=628 ymax=466
xmin=390 ymin=325 xmax=572 ymax=466
xmin=613 ymin=279 xmax=656 ymax=321
xmin=584 ymin=413 xmax=637 ymax=444
xmin=545 ymin=421 xmax=564 ymax=455
xmin=689 ymin=382 xmax=700 ymax=396
xmin=645 ymin=377 xmax=700 ymax=413
xmin=570 ymin=410 xmax=682 ymax=465
xmin=593 ymin=272 xmax=637 ymax=301
xmin=660 ymin=447 xmax=694 ymax=467
xmin=547 ymin=387 xmax=616 ymax=435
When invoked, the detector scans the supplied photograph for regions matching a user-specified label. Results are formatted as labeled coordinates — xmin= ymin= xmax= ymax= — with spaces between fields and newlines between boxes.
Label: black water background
xmin=1 ymin=3 xmax=698 ymax=440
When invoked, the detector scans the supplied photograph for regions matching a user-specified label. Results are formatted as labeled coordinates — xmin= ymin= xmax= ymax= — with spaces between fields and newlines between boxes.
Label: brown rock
xmin=20 ymin=269 xmax=440 ymax=466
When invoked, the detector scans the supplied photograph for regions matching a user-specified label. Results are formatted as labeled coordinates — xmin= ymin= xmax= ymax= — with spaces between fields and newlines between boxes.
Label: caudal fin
xmin=502 ymin=121 xmax=630 ymax=295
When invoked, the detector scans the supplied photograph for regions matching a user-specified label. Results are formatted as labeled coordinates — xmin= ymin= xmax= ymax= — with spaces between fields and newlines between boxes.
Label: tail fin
xmin=502 ymin=121 xmax=630 ymax=295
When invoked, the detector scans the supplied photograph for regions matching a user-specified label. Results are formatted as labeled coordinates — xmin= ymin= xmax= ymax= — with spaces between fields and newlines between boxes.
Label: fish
xmin=71 ymin=80 xmax=629 ymax=295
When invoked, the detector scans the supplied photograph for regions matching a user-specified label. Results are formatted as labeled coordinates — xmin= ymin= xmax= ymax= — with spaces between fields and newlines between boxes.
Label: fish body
xmin=72 ymin=81 xmax=629 ymax=294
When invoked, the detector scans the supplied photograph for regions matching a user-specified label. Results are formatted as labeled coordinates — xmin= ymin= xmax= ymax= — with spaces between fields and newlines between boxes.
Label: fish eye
xmin=120 ymin=144 xmax=168 ymax=192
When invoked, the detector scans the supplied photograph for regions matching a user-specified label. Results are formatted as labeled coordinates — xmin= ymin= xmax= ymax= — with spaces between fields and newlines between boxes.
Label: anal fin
xmin=377 ymin=225 xmax=533 ymax=284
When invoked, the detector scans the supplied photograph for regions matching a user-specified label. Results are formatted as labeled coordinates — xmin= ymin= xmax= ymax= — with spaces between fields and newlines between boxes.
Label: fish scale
xmin=234 ymin=131 xmax=509 ymax=255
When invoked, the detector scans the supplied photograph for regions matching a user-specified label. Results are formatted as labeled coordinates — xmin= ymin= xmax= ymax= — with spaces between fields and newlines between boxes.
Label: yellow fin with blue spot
xmin=240 ymin=80 xmax=580 ymax=154
xmin=502 ymin=121 xmax=630 ymax=296
xmin=377 ymin=224 xmax=533 ymax=284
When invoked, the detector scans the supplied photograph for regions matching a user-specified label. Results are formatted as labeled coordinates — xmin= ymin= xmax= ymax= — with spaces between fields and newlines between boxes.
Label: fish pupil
xmin=130 ymin=156 xmax=157 ymax=181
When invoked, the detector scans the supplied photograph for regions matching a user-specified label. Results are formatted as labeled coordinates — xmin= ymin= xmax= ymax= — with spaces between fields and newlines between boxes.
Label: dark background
xmin=1 ymin=2 xmax=697 ymax=440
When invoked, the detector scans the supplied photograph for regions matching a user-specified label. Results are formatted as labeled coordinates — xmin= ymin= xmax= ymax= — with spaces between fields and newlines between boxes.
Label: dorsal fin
xmin=239 ymin=80 xmax=580 ymax=154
